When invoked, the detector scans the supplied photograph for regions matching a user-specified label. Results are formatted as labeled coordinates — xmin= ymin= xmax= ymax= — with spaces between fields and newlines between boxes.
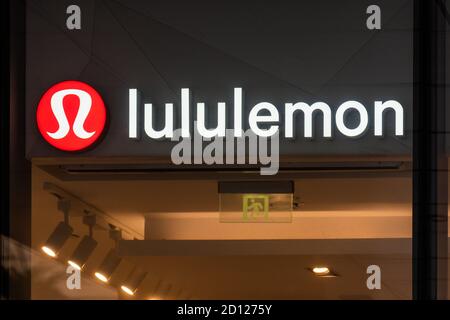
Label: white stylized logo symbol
xmin=37 ymin=80 xmax=107 ymax=151
xmin=48 ymin=89 xmax=95 ymax=140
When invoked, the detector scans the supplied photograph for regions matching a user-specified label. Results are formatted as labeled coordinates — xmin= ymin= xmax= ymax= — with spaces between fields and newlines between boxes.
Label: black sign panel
xmin=26 ymin=0 xmax=414 ymax=161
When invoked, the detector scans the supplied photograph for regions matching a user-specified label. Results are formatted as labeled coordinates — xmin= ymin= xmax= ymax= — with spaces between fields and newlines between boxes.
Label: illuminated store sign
xmin=130 ymin=87 xmax=404 ymax=140
xmin=35 ymin=81 xmax=405 ymax=153
xmin=36 ymin=81 xmax=107 ymax=151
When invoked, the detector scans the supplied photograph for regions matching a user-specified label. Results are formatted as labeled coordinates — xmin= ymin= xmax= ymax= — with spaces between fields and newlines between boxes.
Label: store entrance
xmin=31 ymin=162 xmax=412 ymax=299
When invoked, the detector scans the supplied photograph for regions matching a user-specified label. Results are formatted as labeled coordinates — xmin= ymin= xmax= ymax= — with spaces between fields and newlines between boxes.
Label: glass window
xmin=9 ymin=0 xmax=450 ymax=301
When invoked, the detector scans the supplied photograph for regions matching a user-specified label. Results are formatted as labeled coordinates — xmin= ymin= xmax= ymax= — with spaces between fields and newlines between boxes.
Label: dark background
xmin=26 ymin=0 xmax=414 ymax=159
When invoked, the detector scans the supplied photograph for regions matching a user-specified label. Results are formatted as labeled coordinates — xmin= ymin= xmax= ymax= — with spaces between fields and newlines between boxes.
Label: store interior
xmin=30 ymin=159 xmax=450 ymax=299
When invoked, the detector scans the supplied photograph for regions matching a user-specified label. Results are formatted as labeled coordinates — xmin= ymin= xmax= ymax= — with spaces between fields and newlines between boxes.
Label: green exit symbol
xmin=242 ymin=194 xmax=269 ymax=221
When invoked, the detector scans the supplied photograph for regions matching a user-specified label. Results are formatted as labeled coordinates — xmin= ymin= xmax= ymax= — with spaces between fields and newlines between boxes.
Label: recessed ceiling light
xmin=312 ymin=266 xmax=330 ymax=276
xmin=309 ymin=266 xmax=338 ymax=277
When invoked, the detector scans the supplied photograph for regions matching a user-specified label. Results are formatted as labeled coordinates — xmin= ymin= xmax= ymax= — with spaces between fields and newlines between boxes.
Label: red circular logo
xmin=36 ymin=81 xmax=107 ymax=151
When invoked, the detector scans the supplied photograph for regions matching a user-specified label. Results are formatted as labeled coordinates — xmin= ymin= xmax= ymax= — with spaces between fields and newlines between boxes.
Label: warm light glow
xmin=41 ymin=246 xmax=57 ymax=258
xmin=121 ymin=285 xmax=135 ymax=296
xmin=312 ymin=267 xmax=330 ymax=276
xmin=68 ymin=260 xmax=82 ymax=270
xmin=95 ymin=272 xmax=109 ymax=283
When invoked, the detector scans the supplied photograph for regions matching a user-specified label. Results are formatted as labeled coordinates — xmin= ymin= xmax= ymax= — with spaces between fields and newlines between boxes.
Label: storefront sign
xmin=36 ymin=81 xmax=107 ymax=151
xmin=26 ymin=0 xmax=416 ymax=161
xmin=34 ymin=81 xmax=405 ymax=151
xmin=32 ymin=79 xmax=407 ymax=175
xmin=130 ymin=87 xmax=404 ymax=140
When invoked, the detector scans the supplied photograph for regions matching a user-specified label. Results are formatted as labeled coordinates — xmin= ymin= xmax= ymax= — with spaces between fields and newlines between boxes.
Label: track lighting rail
xmin=43 ymin=181 xmax=143 ymax=240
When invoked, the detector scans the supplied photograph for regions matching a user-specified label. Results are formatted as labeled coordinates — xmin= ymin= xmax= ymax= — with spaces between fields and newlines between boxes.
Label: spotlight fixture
xmin=67 ymin=214 xmax=97 ymax=271
xmin=95 ymin=230 xmax=122 ymax=283
xmin=41 ymin=222 xmax=73 ymax=258
xmin=41 ymin=200 xmax=73 ymax=258
xmin=68 ymin=236 xmax=97 ymax=270
xmin=121 ymin=267 xmax=148 ymax=296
